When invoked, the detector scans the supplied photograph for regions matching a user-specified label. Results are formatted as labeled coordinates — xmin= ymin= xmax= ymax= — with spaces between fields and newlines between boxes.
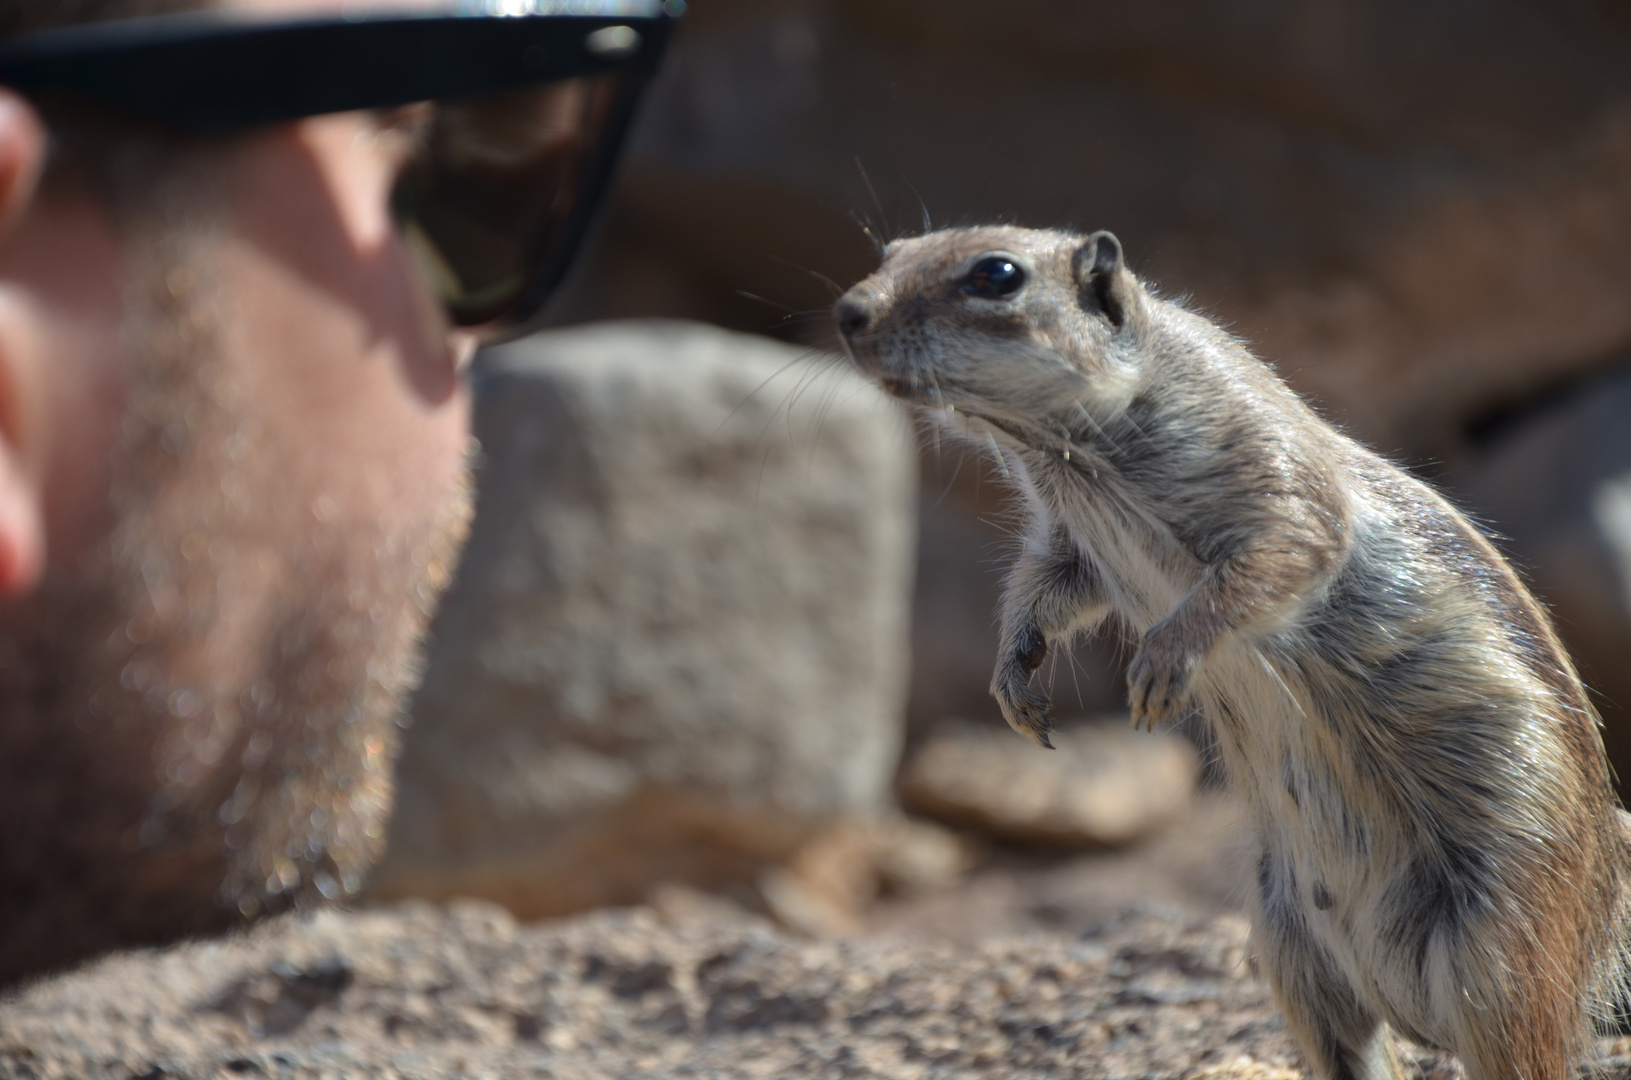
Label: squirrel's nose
xmin=835 ymin=297 xmax=871 ymax=339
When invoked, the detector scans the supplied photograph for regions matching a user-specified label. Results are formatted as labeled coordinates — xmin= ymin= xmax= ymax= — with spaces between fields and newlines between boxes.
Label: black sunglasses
xmin=0 ymin=3 xmax=679 ymax=341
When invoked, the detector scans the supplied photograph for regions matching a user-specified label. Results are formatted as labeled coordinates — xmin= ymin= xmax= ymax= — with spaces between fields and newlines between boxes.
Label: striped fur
xmin=837 ymin=226 xmax=1631 ymax=1079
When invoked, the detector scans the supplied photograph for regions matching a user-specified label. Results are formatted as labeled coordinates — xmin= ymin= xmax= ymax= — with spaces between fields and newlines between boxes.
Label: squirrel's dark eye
xmin=962 ymin=256 xmax=1025 ymax=299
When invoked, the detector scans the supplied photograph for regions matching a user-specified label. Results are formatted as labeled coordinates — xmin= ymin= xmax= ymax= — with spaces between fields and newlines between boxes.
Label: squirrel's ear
xmin=1072 ymin=231 xmax=1132 ymax=329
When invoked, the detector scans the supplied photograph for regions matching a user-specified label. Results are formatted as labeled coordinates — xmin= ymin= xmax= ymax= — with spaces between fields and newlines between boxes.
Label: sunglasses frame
xmin=0 ymin=4 xmax=679 ymax=339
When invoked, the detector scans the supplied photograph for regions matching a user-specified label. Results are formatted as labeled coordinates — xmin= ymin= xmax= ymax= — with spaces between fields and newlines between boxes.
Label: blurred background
xmin=373 ymin=0 xmax=1631 ymax=938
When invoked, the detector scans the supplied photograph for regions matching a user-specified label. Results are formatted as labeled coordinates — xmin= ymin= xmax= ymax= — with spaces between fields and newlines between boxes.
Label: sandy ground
xmin=7 ymin=791 xmax=1631 ymax=1078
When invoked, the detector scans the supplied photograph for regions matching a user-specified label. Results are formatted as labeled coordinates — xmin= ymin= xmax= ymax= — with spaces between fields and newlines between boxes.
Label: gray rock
xmin=899 ymin=719 xmax=1199 ymax=848
xmin=370 ymin=320 xmax=916 ymax=918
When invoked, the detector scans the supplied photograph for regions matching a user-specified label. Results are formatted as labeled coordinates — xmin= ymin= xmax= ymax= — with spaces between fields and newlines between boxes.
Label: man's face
xmin=0 ymin=0 xmax=477 ymax=981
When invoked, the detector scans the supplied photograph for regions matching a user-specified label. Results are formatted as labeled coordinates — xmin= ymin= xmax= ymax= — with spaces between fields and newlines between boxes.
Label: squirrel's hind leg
xmin=1254 ymin=849 xmax=1403 ymax=1080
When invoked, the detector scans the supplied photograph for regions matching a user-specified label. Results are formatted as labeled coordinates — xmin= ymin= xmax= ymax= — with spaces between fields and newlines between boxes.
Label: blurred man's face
xmin=0 ymin=0 xmax=477 ymax=981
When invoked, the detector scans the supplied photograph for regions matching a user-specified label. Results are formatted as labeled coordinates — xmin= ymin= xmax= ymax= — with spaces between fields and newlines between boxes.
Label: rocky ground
xmin=0 ymin=893 xmax=1337 ymax=1080
xmin=10 ymin=792 xmax=1631 ymax=1080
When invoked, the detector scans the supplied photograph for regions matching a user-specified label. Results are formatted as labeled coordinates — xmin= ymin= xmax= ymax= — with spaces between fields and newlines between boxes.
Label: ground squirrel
xmin=835 ymin=225 xmax=1631 ymax=1080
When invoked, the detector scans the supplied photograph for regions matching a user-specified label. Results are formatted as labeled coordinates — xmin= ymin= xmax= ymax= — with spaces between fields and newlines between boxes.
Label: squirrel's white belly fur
xmin=1032 ymin=443 xmax=1463 ymax=1047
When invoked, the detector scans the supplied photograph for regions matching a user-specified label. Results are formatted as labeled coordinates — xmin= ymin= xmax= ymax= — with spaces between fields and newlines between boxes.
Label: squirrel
xmin=835 ymin=225 xmax=1631 ymax=1080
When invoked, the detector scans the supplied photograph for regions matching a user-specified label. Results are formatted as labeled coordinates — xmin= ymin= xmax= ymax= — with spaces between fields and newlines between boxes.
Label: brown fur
xmin=836 ymin=225 xmax=1631 ymax=1079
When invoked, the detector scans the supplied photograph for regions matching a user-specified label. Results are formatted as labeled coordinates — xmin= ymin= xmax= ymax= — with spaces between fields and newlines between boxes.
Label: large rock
xmin=369 ymin=320 xmax=916 ymax=918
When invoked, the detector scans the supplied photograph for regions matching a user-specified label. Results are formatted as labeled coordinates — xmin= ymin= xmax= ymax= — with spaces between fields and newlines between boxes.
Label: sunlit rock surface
xmin=899 ymin=719 xmax=1198 ymax=848
xmin=371 ymin=320 xmax=916 ymax=919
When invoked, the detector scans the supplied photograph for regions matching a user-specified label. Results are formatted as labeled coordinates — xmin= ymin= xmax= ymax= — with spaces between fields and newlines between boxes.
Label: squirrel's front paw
xmin=1127 ymin=628 xmax=1200 ymax=731
xmin=994 ymin=678 xmax=1054 ymax=749
xmin=992 ymin=625 xmax=1055 ymax=748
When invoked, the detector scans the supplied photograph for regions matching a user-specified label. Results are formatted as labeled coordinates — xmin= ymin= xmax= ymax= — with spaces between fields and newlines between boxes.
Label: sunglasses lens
xmin=391 ymin=72 xmax=631 ymax=333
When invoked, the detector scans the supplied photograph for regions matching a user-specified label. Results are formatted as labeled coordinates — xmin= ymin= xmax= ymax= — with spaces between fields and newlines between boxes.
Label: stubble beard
xmin=0 ymin=174 xmax=473 ymax=985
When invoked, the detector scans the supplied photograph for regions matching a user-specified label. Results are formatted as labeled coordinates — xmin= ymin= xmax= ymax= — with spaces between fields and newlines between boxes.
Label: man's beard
xmin=0 ymin=188 xmax=473 ymax=986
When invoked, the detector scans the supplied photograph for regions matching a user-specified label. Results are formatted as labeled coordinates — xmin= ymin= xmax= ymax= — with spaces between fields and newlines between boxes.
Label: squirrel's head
xmin=835 ymin=226 xmax=1148 ymax=438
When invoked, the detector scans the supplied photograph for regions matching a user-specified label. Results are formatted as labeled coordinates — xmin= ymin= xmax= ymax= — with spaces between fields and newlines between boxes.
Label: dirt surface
xmin=0 ymin=894 xmax=1311 ymax=1080
xmin=5 ymin=793 xmax=1631 ymax=1079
